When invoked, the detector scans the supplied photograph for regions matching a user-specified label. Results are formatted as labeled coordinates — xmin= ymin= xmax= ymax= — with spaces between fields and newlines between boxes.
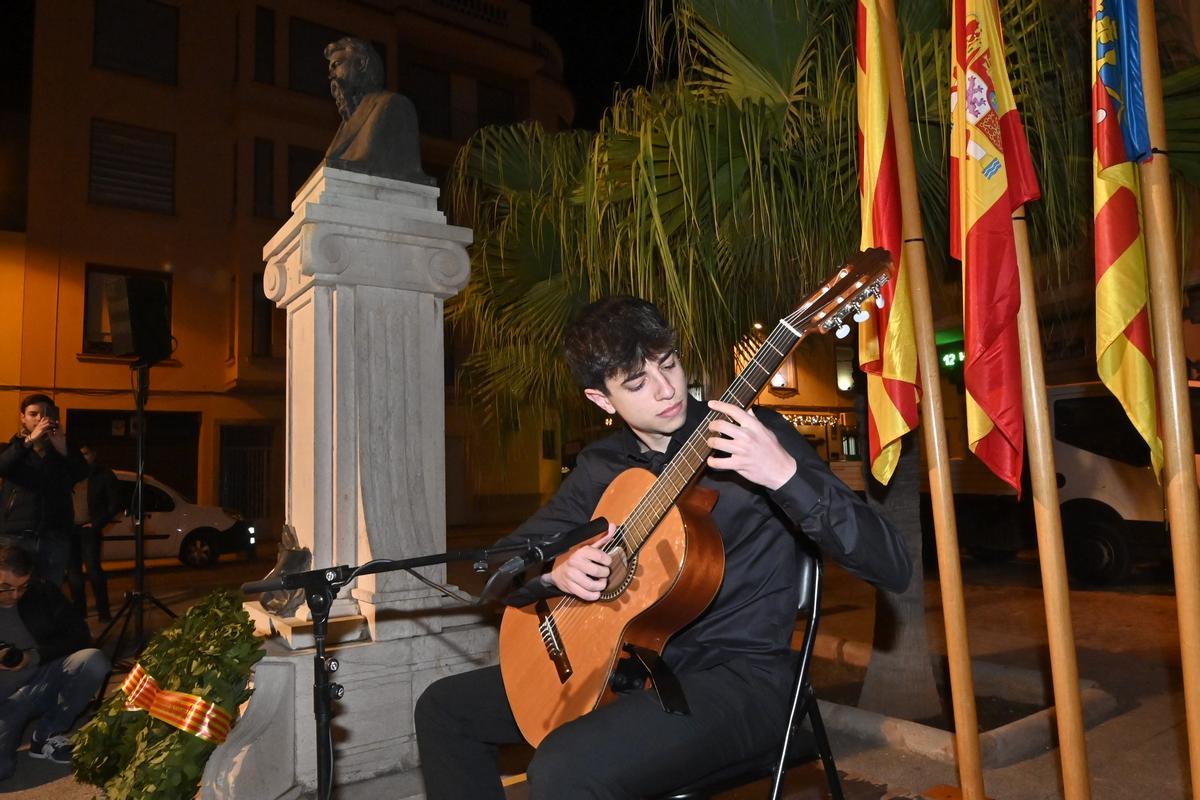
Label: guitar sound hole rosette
xmin=600 ymin=552 xmax=638 ymax=602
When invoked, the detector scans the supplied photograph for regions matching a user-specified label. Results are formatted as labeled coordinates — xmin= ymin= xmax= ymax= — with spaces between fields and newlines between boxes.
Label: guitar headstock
xmin=783 ymin=248 xmax=892 ymax=340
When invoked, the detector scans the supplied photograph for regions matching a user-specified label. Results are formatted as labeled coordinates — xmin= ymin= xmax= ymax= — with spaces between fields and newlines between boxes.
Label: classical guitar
xmin=499 ymin=248 xmax=893 ymax=746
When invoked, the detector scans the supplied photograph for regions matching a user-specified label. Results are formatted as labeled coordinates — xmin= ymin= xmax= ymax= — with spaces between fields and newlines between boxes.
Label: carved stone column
xmin=260 ymin=165 xmax=471 ymax=639
xmin=206 ymin=167 xmax=496 ymax=798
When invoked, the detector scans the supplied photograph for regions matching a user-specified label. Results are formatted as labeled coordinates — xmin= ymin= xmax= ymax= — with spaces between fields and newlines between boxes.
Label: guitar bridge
xmin=536 ymin=599 xmax=573 ymax=683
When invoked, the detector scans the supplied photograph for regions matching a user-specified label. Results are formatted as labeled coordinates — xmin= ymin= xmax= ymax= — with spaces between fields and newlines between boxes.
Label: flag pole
xmin=1010 ymin=207 xmax=1092 ymax=800
xmin=876 ymin=3 xmax=985 ymax=796
xmin=1136 ymin=1 xmax=1200 ymax=793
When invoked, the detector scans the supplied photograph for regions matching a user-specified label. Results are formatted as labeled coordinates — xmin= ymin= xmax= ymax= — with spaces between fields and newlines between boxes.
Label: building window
xmin=83 ymin=265 xmax=173 ymax=356
xmin=835 ymin=345 xmax=855 ymax=392
xmin=254 ymin=6 xmax=276 ymax=85
xmin=431 ymin=0 xmax=508 ymax=25
xmin=289 ymin=17 xmax=345 ymax=97
xmin=254 ymin=138 xmax=275 ymax=217
xmin=220 ymin=424 xmax=274 ymax=519
xmin=251 ymin=271 xmax=283 ymax=357
xmin=287 ymin=144 xmax=324 ymax=200
xmin=89 ymin=119 xmax=175 ymax=214
xmin=477 ymin=82 xmax=518 ymax=128
xmin=402 ymin=63 xmax=451 ymax=139
xmin=93 ymin=0 xmax=179 ymax=85
xmin=227 ymin=275 xmax=236 ymax=362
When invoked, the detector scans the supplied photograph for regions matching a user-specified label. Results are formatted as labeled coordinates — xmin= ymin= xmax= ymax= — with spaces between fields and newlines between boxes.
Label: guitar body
xmin=499 ymin=467 xmax=725 ymax=746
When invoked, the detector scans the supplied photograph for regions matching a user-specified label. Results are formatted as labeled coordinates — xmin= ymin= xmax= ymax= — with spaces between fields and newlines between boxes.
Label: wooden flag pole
xmin=1136 ymin=1 xmax=1200 ymax=794
xmin=1011 ymin=208 xmax=1092 ymax=800
xmin=876 ymin=3 xmax=985 ymax=797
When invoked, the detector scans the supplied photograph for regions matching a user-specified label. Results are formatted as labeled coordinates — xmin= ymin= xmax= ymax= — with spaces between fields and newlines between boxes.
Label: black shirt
xmin=0 ymin=436 xmax=89 ymax=534
xmin=498 ymin=397 xmax=911 ymax=674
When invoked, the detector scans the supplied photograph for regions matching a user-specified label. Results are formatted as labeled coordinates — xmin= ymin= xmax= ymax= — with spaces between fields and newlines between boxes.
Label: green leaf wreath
xmin=72 ymin=591 xmax=265 ymax=799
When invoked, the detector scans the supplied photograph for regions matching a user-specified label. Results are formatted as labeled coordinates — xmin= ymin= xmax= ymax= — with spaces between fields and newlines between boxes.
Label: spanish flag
xmin=949 ymin=0 xmax=1040 ymax=493
xmin=1093 ymin=0 xmax=1163 ymax=476
xmin=856 ymin=0 xmax=920 ymax=485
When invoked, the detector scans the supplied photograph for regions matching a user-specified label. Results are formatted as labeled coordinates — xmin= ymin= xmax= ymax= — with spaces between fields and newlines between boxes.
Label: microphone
xmin=478 ymin=517 xmax=610 ymax=603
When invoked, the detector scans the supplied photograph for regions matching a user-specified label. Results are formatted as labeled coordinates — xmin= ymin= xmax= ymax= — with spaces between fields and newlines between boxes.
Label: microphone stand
xmin=240 ymin=540 xmax=537 ymax=800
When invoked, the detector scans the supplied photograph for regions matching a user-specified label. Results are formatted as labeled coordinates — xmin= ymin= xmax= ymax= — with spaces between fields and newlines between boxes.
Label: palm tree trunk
xmin=856 ymin=414 xmax=942 ymax=719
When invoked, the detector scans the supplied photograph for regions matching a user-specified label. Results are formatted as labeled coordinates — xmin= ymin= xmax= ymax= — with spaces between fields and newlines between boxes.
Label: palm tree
xmin=449 ymin=0 xmax=1200 ymax=718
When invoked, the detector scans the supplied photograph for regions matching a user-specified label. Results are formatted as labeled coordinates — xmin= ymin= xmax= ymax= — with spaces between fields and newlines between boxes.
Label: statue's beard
xmin=331 ymin=78 xmax=367 ymax=120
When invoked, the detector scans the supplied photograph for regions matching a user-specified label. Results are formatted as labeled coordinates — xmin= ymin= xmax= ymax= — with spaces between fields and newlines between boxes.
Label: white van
xmin=1050 ymin=381 xmax=1199 ymax=584
xmin=844 ymin=381 xmax=1196 ymax=584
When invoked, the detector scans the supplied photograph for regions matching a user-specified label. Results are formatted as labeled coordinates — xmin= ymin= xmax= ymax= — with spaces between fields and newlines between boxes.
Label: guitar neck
xmin=618 ymin=323 xmax=806 ymax=556
xmin=615 ymin=249 xmax=890 ymax=556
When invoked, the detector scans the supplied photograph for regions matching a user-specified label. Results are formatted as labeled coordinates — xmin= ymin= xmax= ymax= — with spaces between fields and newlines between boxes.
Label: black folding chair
xmin=656 ymin=550 xmax=844 ymax=800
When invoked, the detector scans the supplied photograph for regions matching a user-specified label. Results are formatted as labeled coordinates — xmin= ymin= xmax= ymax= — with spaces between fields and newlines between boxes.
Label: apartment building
xmin=0 ymin=0 xmax=573 ymax=537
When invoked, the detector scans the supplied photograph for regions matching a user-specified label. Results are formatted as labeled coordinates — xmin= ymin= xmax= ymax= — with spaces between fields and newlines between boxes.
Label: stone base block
xmin=201 ymin=620 xmax=498 ymax=799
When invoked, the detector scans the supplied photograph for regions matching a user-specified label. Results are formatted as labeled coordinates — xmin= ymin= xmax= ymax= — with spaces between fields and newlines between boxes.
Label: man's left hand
xmin=705 ymin=401 xmax=797 ymax=491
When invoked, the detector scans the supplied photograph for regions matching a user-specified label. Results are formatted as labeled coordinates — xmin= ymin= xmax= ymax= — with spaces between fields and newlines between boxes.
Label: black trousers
xmin=66 ymin=525 xmax=109 ymax=618
xmin=415 ymin=658 xmax=792 ymax=800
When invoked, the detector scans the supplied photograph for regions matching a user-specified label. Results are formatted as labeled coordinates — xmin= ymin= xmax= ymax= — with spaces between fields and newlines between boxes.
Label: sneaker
xmin=28 ymin=733 xmax=72 ymax=764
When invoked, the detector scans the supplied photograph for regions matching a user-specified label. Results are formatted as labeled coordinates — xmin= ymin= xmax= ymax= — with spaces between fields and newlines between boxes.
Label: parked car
xmin=1051 ymin=381 xmax=1200 ymax=584
xmin=102 ymin=471 xmax=257 ymax=567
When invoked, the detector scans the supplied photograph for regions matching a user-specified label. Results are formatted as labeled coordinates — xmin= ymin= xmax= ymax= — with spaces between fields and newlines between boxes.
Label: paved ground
xmin=0 ymin=537 xmax=1190 ymax=798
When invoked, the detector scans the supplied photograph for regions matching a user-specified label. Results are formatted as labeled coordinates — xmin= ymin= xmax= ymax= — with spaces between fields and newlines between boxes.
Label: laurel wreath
xmin=72 ymin=591 xmax=264 ymax=799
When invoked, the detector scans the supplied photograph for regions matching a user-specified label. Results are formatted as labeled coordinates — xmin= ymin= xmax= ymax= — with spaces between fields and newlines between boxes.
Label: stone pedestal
xmin=201 ymin=167 xmax=496 ymax=798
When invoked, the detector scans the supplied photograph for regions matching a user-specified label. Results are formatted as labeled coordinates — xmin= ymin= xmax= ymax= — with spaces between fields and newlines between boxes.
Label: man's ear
xmin=583 ymin=388 xmax=616 ymax=415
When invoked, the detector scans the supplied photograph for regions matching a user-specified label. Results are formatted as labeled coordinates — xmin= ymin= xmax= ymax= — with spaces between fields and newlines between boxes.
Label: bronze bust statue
xmin=323 ymin=37 xmax=433 ymax=185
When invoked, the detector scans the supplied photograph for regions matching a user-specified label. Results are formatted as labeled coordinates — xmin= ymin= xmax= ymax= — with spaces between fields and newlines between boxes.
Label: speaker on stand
xmin=96 ymin=275 xmax=178 ymax=668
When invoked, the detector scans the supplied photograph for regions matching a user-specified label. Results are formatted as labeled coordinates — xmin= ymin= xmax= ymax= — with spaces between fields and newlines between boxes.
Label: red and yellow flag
xmin=1093 ymin=0 xmax=1162 ymax=476
xmin=856 ymin=0 xmax=920 ymax=485
xmin=949 ymin=0 xmax=1040 ymax=493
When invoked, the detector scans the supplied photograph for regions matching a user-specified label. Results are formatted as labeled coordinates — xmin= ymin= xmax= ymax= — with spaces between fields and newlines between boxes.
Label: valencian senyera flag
xmin=950 ymin=0 xmax=1040 ymax=493
xmin=1093 ymin=0 xmax=1163 ymax=477
xmin=856 ymin=0 xmax=920 ymax=485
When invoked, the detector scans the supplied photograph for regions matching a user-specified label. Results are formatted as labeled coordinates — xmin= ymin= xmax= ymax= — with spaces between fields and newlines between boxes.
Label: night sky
xmin=528 ymin=0 xmax=652 ymax=130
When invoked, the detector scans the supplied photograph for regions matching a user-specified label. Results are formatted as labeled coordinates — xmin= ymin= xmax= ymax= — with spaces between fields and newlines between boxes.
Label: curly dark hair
xmin=563 ymin=296 xmax=678 ymax=392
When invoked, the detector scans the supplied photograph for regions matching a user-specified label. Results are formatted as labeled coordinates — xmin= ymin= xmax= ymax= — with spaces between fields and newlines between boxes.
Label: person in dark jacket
xmin=415 ymin=297 xmax=912 ymax=799
xmin=0 ymin=395 xmax=88 ymax=587
xmin=66 ymin=444 xmax=120 ymax=621
xmin=0 ymin=545 xmax=108 ymax=780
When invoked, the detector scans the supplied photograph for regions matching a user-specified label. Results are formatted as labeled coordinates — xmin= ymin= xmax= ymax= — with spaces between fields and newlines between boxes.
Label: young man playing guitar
xmin=416 ymin=295 xmax=911 ymax=799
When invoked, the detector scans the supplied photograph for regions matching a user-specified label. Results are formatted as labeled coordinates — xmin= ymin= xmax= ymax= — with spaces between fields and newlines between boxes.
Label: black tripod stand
xmin=97 ymin=363 xmax=176 ymax=667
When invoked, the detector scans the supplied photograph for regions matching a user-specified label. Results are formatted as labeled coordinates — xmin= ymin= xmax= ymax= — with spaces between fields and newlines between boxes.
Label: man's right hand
xmin=25 ymin=418 xmax=52 ymax=446
xmin=544 ymin=524 xmax=617 ymax=601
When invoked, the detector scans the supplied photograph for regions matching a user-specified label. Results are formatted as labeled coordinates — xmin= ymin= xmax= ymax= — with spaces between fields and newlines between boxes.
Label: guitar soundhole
xmin=600 ymin=549 xmax=637 ymax=601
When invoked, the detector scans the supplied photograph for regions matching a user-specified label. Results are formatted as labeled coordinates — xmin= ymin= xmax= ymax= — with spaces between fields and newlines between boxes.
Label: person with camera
xmin=0 ymin=394 xmax=88 ymax=588
xmin=0 ymin=544 xmax=108 ymax=779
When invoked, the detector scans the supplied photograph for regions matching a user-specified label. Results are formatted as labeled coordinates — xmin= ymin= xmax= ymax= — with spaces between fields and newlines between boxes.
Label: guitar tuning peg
xmin=835 ymin=323 xmax=851 ymax=339
xmin=853 ymin=308 xmax=870 ymax=323
xmin=874 ymin=292 xmax=886 ymax=310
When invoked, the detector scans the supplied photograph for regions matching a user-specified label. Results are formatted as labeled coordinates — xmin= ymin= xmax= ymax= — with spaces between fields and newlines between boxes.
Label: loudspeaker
xmin=105 ymin=275 xmax=173 ymax=366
